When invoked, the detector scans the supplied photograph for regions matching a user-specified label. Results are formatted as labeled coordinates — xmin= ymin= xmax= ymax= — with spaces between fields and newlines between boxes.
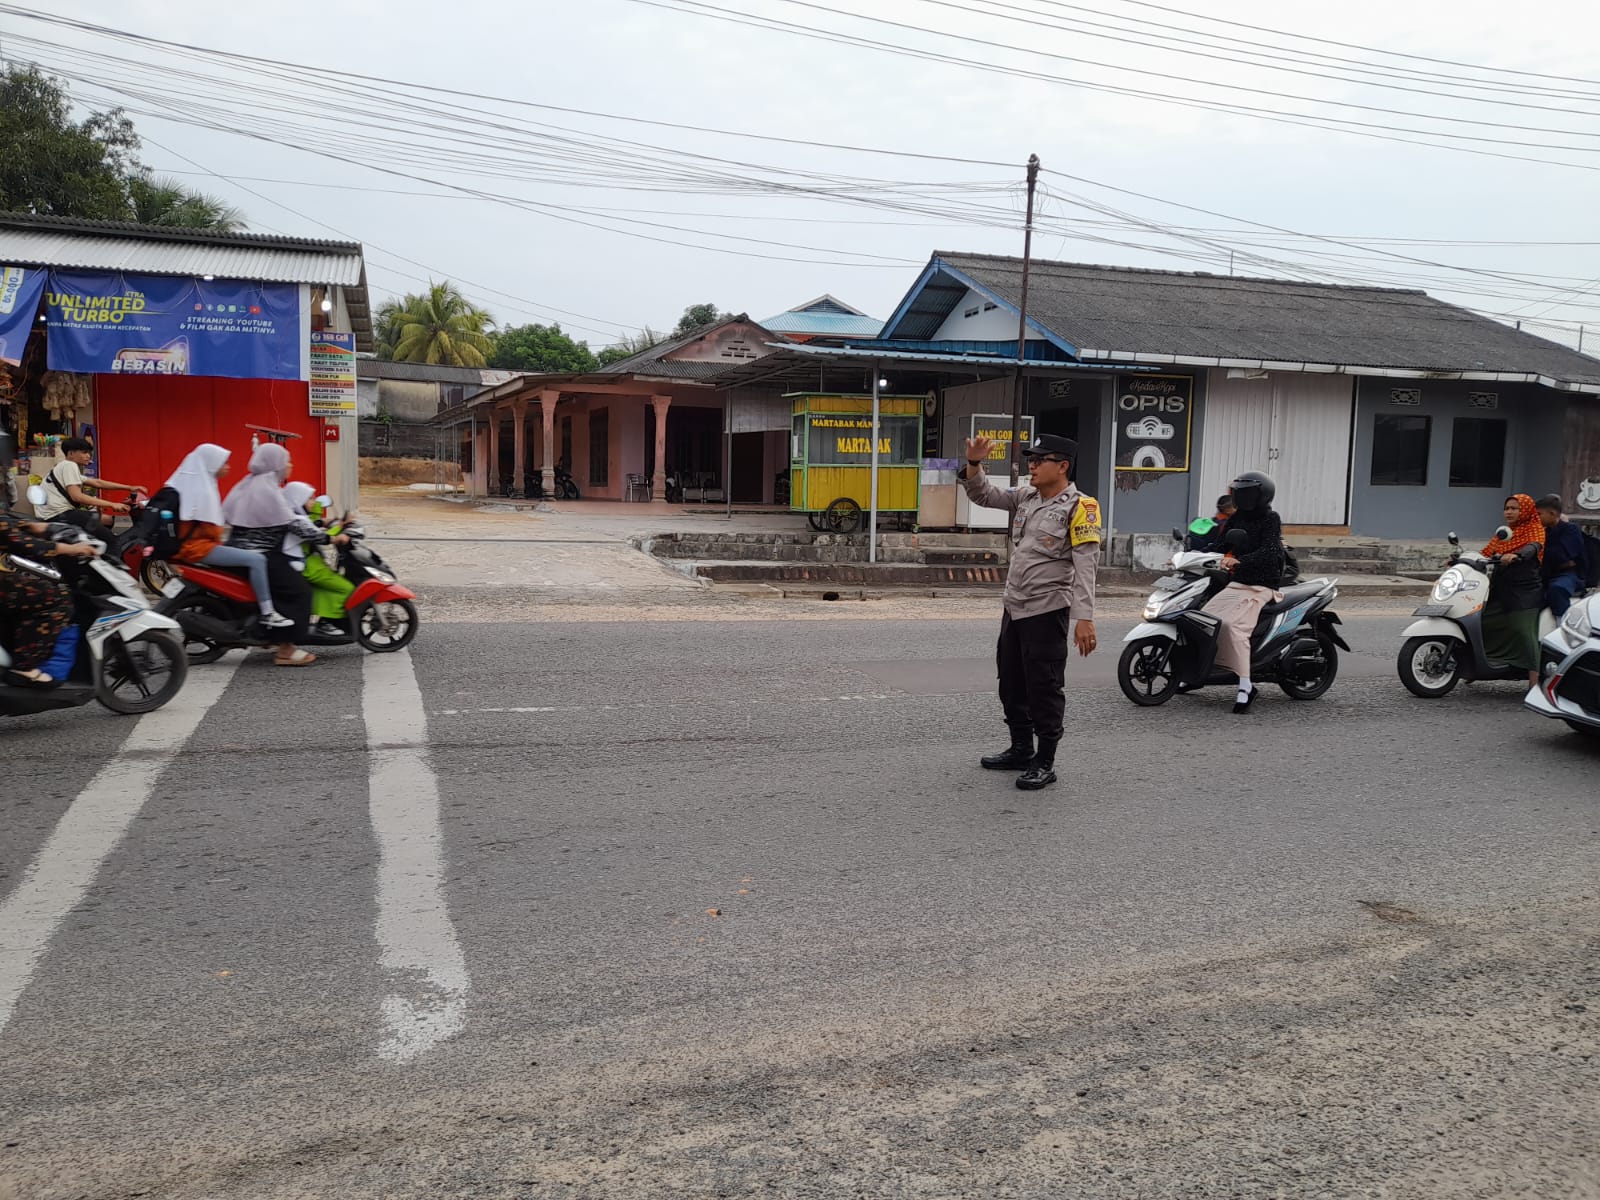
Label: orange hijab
xmin=1480 ymin=493 xmax=1545 ymax=559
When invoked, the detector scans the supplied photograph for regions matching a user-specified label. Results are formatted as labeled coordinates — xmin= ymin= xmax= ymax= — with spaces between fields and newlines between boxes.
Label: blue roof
xmin=760 ymin=309 xmax=883 ymax=337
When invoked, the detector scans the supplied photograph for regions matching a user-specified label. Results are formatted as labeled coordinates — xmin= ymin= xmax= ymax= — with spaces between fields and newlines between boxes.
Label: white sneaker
xmin=261 ymin=611 xmax=295 ymax=630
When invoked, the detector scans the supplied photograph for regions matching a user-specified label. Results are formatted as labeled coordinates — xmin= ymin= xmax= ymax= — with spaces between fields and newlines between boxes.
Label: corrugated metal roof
xmin=760 ymin=310 xmax=884 ymax=337
xmin=0 ymin=226 xmax=363 ymax=285
xmin=925 ymin=252 xmax=1600 ymax=387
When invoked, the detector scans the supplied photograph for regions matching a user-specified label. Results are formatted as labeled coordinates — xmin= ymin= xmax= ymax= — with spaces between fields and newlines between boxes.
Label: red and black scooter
xmin=153 ymin=523 xmax=419 ymax=663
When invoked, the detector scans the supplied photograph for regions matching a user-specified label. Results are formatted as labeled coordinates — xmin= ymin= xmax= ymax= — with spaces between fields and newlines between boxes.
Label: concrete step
xmin=922 ymin=548 xmax=1004 ymax=566
xmin=694 ymin=562 xmax=1011 ymax=586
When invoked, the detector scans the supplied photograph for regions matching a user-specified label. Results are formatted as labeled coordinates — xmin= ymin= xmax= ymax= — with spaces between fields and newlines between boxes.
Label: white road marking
xmin=362 ymin=650 xmax=469 ymax=1063
xmin=0 ymin=662 xmax=241 ymax=1038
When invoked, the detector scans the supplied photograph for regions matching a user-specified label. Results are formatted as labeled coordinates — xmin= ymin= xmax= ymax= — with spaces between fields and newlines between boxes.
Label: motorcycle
xmin=155 ymin=520 xmax=419 ymax=664
xmin=1396 ymin=530 xmax=1553 ymax=698
xmin=530 ymin=466 xmax=581 ymax=502
xmin=1118 ymin=528 xmax=1347 ymax=706
xmin=2 ymin=503 xmax=188 ymax=718
xmin=1524 ymin=589 xmax=1600 ymax=739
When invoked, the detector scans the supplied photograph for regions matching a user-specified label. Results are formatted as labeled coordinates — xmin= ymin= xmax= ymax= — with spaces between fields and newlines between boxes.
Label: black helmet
xmin=1228 ymin=470 xmax=1276 ymax=512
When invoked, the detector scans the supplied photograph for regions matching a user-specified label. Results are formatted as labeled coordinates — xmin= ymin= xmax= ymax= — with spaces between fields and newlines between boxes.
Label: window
xmin=560 ymin=415 xmax=573 ymax=472
xmin=1370 ymin=414 xmax=1431 ymax=486
xmin=1449 ymin=418 xmax=1506 ymax=488
xmin=588 ymin=408 xmax=609 ymax=487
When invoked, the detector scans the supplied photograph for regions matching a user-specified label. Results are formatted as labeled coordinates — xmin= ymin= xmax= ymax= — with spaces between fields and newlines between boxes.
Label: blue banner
xmin=0 ymin=266 xmax=46 ymax=366
xmin=44 ymin=271 xmax=303 ymax=380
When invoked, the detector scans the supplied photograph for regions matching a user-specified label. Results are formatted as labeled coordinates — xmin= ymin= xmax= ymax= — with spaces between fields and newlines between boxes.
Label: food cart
xmin=788 ymin=392 xmax=922 ymax=532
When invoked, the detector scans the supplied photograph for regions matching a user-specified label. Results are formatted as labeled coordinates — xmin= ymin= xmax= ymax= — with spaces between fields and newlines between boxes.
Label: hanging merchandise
xmin=41 ymin=371 xmax=92 ymax=420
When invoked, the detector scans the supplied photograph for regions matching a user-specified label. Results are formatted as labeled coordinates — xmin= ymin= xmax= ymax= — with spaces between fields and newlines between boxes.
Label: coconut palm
xmin=128 ymin=175 xmax=244 ymax=232
xmin=389 ymin=282 xmax=495 ymax=367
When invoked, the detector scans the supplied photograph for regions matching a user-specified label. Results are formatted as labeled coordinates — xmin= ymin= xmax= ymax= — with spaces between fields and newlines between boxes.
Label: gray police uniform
xmin=958 ymin=460 xmax=1100 ymax=749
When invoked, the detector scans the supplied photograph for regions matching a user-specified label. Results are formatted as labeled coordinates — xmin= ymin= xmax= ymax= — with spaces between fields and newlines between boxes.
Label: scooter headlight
xmin=365 ymin=567 xmax=397 ymax=584
xmin=1432 ymin=568 xmax=1464 ymax=602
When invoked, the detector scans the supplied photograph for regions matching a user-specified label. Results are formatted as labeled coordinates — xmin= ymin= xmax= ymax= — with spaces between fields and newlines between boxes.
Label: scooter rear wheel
xmin=356 ymin=599 xmax=419 ymax=653
xmin=1118 ymin=637 xmax=1179 ymax=706
xmin=1278 ymin=633 xmax=1339 ymax=700
xmin=1398 ymin=635 xmax=1462 ymax=698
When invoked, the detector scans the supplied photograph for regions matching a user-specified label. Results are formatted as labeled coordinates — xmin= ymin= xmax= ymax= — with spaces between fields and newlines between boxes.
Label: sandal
xmin=6 ymin=668 xmax=61 ymax=689
xmin=273 ymin=649 xmax=317 ymax=667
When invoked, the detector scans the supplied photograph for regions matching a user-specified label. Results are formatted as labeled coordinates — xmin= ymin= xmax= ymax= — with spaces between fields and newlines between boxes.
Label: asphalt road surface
xmin=2 ymin=609 xmax=1596 ymax=1200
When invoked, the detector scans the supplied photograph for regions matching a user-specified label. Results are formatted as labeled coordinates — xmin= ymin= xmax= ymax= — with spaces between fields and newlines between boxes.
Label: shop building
xmin=722 ymin=252 xmax=1600 ymax=539
xmin=1 ymin=213 xmax=370 ymax=511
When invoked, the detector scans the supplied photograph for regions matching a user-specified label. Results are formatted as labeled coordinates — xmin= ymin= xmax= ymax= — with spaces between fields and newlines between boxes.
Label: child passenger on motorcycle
xmin=282 ymin=482 xmax=355 ymax=637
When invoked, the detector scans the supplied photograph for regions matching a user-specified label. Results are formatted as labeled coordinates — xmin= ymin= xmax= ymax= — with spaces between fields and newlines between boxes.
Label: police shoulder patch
xmin=1069 ymin=495 xmax=1102 ymax=547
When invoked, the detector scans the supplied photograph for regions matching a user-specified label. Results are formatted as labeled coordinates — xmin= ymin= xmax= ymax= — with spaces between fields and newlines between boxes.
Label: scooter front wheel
xmin=95 ymin=631 xmax=188 ymax=714
xmin=1118 ymin=637 xmax=1179 ymax=706
xmin=1398 ymin=635 xmax=1462 ymax=698
xmin=356 ymin=599 xmax=419 ymax=653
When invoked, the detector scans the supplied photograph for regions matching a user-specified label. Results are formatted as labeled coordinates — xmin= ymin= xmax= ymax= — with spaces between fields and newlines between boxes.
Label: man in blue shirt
xmin=1535 ymin=494 xmax=1586 ymax=617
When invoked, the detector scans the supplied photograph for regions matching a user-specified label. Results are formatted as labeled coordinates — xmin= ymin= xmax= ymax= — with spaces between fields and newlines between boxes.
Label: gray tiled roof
xmin=935 ymin=252 xmax=1600 ymax=386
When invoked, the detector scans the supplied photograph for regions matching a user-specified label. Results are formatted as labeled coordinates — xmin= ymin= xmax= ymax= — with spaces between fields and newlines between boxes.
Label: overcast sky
xmin=8 ymin=0 xmax=1600 ymax=352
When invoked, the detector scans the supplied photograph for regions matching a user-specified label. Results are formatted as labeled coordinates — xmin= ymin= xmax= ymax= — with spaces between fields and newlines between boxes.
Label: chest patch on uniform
xmin=1069 ymin=496 xmax=1103 ymax=546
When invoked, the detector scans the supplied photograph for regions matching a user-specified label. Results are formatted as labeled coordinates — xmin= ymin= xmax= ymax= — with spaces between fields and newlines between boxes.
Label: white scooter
xmin=1397 ymin=528 xmax=1553 ymax=698
xmin=1524 ymin=590 xmax=1600 ymax=739
xmin=1118 ymin=528 xmax=1346 ymax=706
xmin=1 ymin=486 xmax=187 ymax=718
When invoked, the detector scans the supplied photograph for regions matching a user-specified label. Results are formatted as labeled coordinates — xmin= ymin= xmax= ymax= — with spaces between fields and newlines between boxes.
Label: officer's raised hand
xmin=965 ymin=435 xmax=993 ymax=466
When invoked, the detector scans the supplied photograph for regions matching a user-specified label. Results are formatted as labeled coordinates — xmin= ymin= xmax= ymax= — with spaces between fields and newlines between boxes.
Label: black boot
xmin=1016 ymin=738 xmax=1058 ymax=790
xmin=981 ymin=728 xmax=1035 ymax=771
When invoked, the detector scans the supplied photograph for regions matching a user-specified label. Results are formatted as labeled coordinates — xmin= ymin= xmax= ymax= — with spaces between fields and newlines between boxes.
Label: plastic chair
xmin=625 ymin=473 xmax=650 ymax=502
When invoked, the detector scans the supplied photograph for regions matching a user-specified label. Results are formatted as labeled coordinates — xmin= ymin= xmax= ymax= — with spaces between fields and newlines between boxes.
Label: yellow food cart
xmin=788 ymin=393 xmax=923 ymax=533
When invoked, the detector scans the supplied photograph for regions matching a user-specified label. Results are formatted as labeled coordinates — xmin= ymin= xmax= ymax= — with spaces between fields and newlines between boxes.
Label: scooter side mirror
xmin=1223 ymin=528 xmax=1250 ymax=551
xmin=25 ymin=483 xmax=47 ymax=508
xmin=1172 ymin=527 xmax=1185 ymax=542
xmin=1447 ymin=531 xmax=1460 ymax=546
xmin=1493 ymin=525 xmax=1513 ymax=542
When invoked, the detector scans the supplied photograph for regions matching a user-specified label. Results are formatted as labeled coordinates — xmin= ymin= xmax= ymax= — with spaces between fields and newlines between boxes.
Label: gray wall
xmin=1348 ymin=379 xmax=1568 ymax=539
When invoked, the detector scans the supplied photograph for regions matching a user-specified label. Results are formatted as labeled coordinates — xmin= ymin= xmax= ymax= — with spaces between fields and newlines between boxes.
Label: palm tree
xmin=128 ymin=175 xmax=244 ymax=232
xmin=390 ymin=282 xmax=495 ymax=367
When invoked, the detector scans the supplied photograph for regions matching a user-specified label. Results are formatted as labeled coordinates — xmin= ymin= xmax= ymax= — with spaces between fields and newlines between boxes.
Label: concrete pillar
xmin=472 ymin=424 xmax=488 ymax=497
xmin=511 ymin=398 xmax=528 ymax=497
xmin=487 ymin=409 xmax=502 ymax=494
xmin=650 ymin=394 xmax=672 ymax=501
xmin=540 ymin=390 xmax=559 ymax=496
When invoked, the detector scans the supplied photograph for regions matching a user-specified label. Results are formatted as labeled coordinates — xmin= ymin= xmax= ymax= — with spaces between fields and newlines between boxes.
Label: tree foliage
xmin=488 ymin=323 xmax=598 ymax=374
xmin=673 ymin=303 xmax=726 ymax=336
xmin=0 ymin=65 xmax=138 ymax=219
xmin=388 ymin=282 xmax=496 ymax=367
xmin=128 ymin=175 xmax=244 ymax=232
xmin=0 ymin=65 xmax=249 ymax=229
xmin=596 ymin=326 xmax=664 ymax=366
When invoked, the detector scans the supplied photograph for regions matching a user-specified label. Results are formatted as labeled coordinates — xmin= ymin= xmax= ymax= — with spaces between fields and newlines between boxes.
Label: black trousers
xmin=996 ymin=607 xmax=1070 ymax=742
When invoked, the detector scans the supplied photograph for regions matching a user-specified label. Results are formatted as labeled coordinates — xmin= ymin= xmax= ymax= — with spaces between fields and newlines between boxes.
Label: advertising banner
xmin=0 ymin=266 xmax=46 ymax=366
xmin=309 ymin=331 xmax=357 ymax=416
xmin=44 ymin=271 xmax=302 ymax=380
xmin=968 ymin=412 xmax=1035 ymax=464
xmin=1114 ymin=374 xmax=1192 ymax=472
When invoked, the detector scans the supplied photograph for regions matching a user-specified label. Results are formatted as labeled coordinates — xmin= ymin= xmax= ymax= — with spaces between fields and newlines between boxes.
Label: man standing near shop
xmin=960 ymin=432 xmax=1100 ymax=791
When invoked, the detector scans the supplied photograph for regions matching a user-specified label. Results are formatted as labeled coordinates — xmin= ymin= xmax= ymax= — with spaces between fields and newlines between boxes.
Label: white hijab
xmin=221 ymin=443 xmax=295 ymax=528
xmin=163 ymin=443 xmax=230 ymax=524
xmin=281 ymin=481 xmax=317 ymax=558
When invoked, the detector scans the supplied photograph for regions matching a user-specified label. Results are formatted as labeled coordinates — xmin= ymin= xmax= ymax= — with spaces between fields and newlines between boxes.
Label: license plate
xmin=161 ymin=577 xmax=185 ymax=598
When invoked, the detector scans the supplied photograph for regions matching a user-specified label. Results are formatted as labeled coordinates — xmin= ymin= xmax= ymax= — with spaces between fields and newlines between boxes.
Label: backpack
xmin=1281 ymin=543 xmax=1301 ymax=586
xmin=139 ymin=486 xmax=187 ymax=559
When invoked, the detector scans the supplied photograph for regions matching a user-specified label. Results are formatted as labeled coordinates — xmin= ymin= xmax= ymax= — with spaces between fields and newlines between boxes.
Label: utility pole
xmin=1009 ymin=153 xmax=1040 ymax=487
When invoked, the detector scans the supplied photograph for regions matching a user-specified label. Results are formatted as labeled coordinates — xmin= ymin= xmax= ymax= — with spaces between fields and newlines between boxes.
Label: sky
xmin=5 ymin=0 xmax=1600 ymax=353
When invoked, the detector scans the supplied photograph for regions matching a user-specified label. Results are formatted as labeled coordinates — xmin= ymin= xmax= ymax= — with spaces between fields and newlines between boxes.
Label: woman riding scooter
xmin=1 ymin=512 xmax=98 ymax=688
xmin=1203 ymin=471 xmax=1285 ymax=714
xmin=1479 ymin=493 xmax=1545 ymax=690
xmin=282 ymin=482 xmax=356 ymax=638
xmin=220 ymin=444 xmax=319 ymax=667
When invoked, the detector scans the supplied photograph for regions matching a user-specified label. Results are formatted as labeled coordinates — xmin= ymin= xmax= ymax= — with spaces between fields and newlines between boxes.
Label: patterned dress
xmin=1 ymin=515 xmax=73 ymax=672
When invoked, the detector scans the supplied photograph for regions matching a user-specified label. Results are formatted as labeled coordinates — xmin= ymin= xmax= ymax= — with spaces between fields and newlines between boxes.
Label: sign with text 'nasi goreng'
xmin=968 ymin=413 xmax=1035 ymax=462
xmin=44 ymin=271 xmax=303 ymax=381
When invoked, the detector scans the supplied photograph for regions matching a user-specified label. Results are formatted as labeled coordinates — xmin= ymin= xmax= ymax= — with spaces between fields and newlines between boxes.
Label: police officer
xmin=959 ymin=433 xmax=1100 ymax=790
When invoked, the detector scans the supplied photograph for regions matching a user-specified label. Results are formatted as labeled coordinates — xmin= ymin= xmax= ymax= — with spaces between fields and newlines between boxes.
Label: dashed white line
xmin=0 ymin=661 xmax=241 ymax=1038
xmin=362 ymin=650 xmax=470 ymax=1063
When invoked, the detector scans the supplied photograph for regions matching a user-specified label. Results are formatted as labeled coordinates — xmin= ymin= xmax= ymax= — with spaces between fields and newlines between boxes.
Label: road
xmin=1 ymin=605 xmax=1596 ymax=1199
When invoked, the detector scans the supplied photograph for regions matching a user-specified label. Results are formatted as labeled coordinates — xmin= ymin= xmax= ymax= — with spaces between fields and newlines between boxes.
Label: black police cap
xmin=1022 ymin=434 xmax=1078 ymax=459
